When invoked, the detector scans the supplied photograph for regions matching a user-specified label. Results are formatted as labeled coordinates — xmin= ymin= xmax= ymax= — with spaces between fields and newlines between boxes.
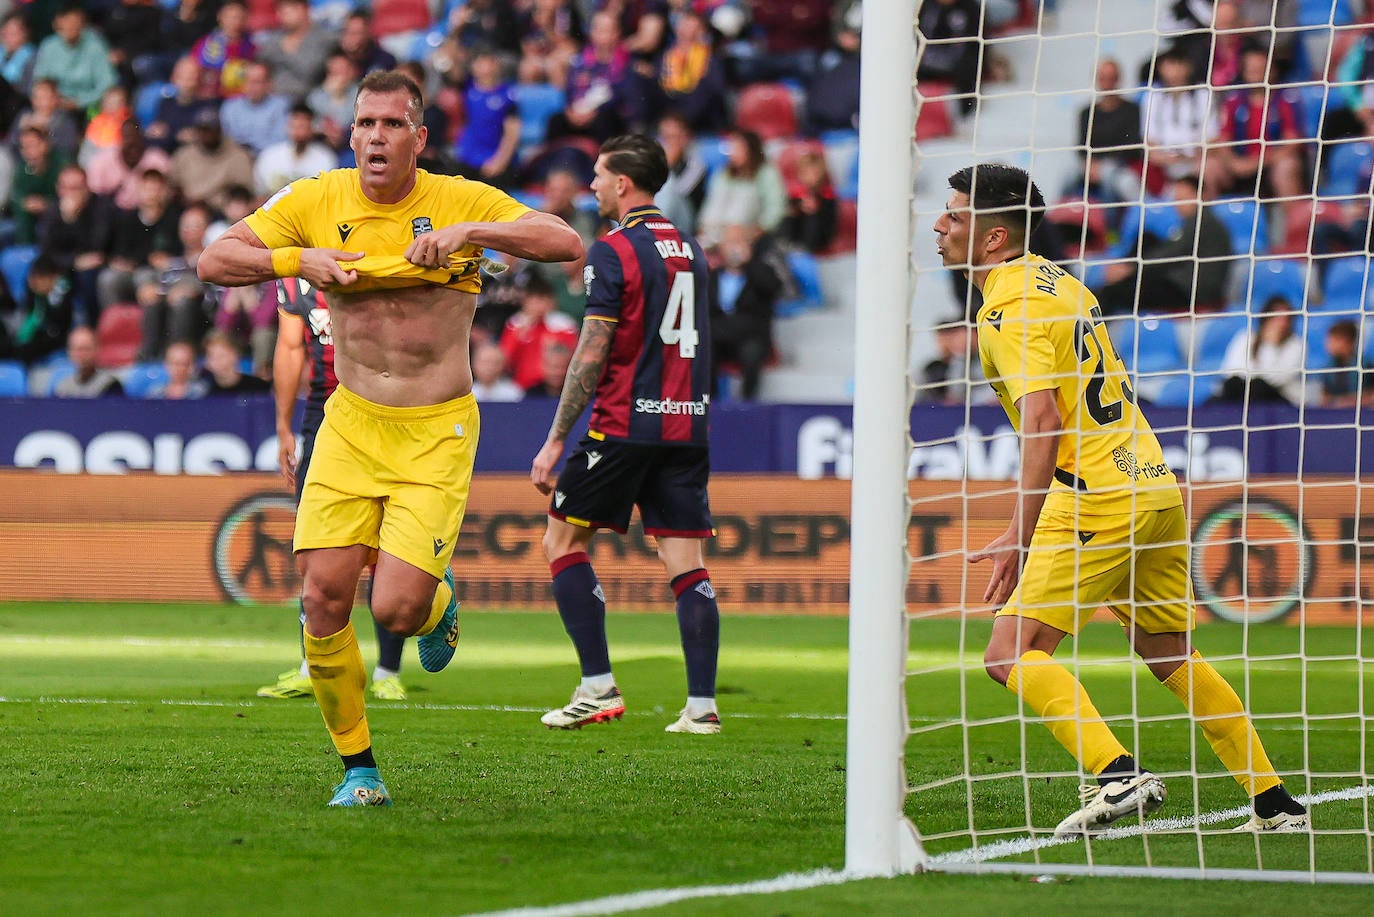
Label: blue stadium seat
xmin=774 ymin=250 xmax=824 ymax=318
xmin=1113 ymin=315 xmax=1183 ymax=376
xmin=1286 ymin=83 xmax=1330 ymax=139
xmin=1211 ymin=198 xmax=1269 ymax=255
xmin=1245 ymin=258 xmax=1307 ymax=309
xmin=1105 ymin=201 xmax=1183 ymax=260
xmin=1 ymin=245 xmax=38 ymax=303
xmin=1303 ymin=311 xmax=1358 ymax=371
xmin=820 ymin=129 xmax=860 ymax=200
xmin=512 ymin=83 xmax=567 ymax=152
xmin=1321 ymin=255 xmax=1371 ymax=310
xmin=1154 ymin=372 xmax=1224 ymax=407
xmin=122 ymin=362 xmax=169 ymax=399
xmin=406 ymin=26 xmax=447 ymax=63
xmin=43 ymin=360 xmax=76 ymax=396
xmin=696 ymin=134 xmax=731 ymax=176
xmin=1320 ymin=141 xmax=1374 ymax=197
xmin=0 ymin=360 xmax=25 ymax=397
xmin=1193 ymin=311 xmax=1249 ymax=371
xmin=134 ymin=82 xmax=174 ymax=127
xmin=1297 ymin=0 xmax=1354 ymax=26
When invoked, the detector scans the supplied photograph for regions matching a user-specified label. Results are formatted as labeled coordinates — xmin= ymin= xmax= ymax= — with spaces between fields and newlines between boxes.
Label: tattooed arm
xmin=530 ymin=318 xmax=616 ymax=494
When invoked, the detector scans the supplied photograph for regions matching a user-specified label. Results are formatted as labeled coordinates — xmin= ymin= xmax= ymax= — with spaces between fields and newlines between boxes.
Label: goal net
xmin=847 ymin=0 xmax=1374 ymax=883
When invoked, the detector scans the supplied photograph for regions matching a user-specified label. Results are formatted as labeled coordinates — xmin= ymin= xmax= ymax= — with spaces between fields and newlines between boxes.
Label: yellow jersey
xmin=976 ymin=253 xmax=1182 ymax=517
xmin=243 ymin=169 xmax=531 ymax=294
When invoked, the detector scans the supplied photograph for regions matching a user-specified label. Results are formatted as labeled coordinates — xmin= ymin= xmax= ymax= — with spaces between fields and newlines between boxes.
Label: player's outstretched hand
xmin=300 ymin=248 xmax=362 ymax=289
xmin=278 ymin=429 xmax=298 ymax=490
xmin=530 ymin=438 xmax=564 ymax=495
xmin=969 ymin=526 xmax=1023 ymax=608
xmin=406 ymin=224 xmax=472 ymax=269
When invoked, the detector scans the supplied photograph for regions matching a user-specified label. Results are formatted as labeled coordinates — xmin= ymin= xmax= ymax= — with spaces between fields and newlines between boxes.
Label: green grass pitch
xmin=2 ymin=602 xmax=1371 ymax=915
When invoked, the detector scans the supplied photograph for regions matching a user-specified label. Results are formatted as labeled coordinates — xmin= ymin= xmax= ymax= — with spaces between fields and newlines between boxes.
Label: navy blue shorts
xmin=550 ymin=437 xmax=714 ymax=536
xmin=294 ymin=412 xmax=323 ymax=505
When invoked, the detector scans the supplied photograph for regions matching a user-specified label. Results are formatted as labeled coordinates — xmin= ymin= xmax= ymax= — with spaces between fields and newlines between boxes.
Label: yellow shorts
xmin=294 ymin=384 xmax=480 ymax=580
xmin=997 ymin=503 xmax=1195 ymax=635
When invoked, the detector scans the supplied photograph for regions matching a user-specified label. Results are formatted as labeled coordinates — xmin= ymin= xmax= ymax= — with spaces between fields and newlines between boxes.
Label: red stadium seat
xmin=435 ymin=85 xmax=464 ymax=146
xmin=96 ymin=304 xmax=144 ymax=369
xmin=246 ymin=0 xmax=279 ymax=33
xmin=774 ymin=139 xmax=826 ymax=187
xmin=822 ymin=199 xmax=858 ymax=255
xmin=914 ymin=83 xmax=955 ymax=142
xmin=372 ymin=0 xmax=432 ymax=37
xmin=735 ymin=83 xmax=798 ymax=142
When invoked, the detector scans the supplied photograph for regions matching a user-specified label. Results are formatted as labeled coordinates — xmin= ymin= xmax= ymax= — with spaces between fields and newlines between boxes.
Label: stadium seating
xmin=122 ymin=362 xmax=169 ymax=399
xmin=914 ymin=86 xmax=955 ymax=142
xmin=41 ymin=359 xmax=75 ymax=396
xmin=1303 ymin=311 xmax=1353 ymax=371
xmin=0 ymin=360 xmax=26 ymax=397
xmin=95 ymin=304 xmax=144 ymax=369
xmin=1113 ymin=315 xmax=1184 ymax=376
xmin=735 ymin=83 xmax=799 ymax=141
xmin=1212 ymin=198 xmax=1269 ymax=256
xmin=775 ymin=250 xmax=825 ymax=318
xmin=371 ymin=0 xmax=431 ymax=37
xmin=246 ymin=0 xmax=280 ymax=33
xmin=0 ymin=245 xmax=37 ymax=303
xmin=1320 ymin=255 xmax=1371 ymax=310
xmin=134 ymin=82 xmax=175 ymax=128
xmin=1245 ymin=258 xmax=1308 ymax=309
xmin=1192 ymin=310 xmax=1250 ymax=371
xmin=1319 ymin=141 xmax=1374 ymax=197
xmin=1286 ymin=83 xmax=1329 ymax=139
xmin=697 ymin=134 xmax=731 ymax=176
xmin=512 ymin=83 xmax=567 ymax=153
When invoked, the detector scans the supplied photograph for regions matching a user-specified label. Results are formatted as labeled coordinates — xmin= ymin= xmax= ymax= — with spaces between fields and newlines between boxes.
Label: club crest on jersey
xmin=412 ymin=217 xmax=434 ymax=237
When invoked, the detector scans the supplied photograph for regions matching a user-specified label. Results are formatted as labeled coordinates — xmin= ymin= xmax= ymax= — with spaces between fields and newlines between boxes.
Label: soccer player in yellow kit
xmin=199 ymin=70 xmax=583 ymax=806
xmin=934 ymin=163 xmax=1308 ymax=835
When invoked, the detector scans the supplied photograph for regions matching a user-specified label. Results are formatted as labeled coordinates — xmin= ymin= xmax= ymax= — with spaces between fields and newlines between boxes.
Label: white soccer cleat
xmin=1231 ymin=810 xmax=1311 ymax=833
xmin=1053 ymin=772 xmax=1167 ymax=837
xmin=665 ymin=709 xmax=721 ymax=734
xmin=540 ymin=685 xmax=625 ymax=729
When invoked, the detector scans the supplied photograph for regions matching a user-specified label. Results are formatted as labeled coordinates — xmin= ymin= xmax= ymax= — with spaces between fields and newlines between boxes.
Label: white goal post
xmin=847 ymin=0 xmax=1374 ymax=883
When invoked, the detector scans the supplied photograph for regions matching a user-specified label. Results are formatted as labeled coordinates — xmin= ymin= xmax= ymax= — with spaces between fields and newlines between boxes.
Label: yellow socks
xmin=304 ymin=621 xmax=370 ymax=756
xmin=1006 ymin=649 xmax=1130 ymax=775
xmin=413 ymin=576 xmax=453 ymax=637
xmin=1162 ymin=651 xmax=1280 ymax=796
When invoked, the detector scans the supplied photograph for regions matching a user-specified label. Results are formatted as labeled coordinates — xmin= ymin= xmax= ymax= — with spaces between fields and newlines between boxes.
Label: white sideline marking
xmin=461 ymin=869 xmax=851 ymax=917
xmin=929 ymin=785 xmax=1374 ymax=866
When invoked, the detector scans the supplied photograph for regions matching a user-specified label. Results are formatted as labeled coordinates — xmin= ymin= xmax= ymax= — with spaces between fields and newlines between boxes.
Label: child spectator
xmin=471 ymin=340 xmax=524 ymax=402
xmin=79 ymin=85 xmax=131 ymax=167
xmin=191 ymin=0 xmax=255 ymax=98
xmin=454 ymin=48 xmax=521 ymax=188
xmin=197 ymin=329 xmax=269 ymax=395
xmin=780 ymin=149 xmax=837 ymax=253
xmin=146 ymin=340 xmax=206 ymax=399
xmin=499 ymin=274 xmax=579 ymax=390
xmin=1319 ymin=320 xmax=1373 ymax=408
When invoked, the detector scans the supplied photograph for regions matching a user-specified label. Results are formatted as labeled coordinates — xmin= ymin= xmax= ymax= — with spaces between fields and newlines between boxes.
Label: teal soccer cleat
xmin=417 ymin=568 xmax=460 ymax=673
xmin=327 ymin=767 xmax=392 ymax=807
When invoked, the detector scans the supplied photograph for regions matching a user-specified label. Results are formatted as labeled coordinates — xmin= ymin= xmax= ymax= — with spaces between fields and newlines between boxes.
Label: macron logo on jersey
xmin=586 ymin=451 xmax=603 ymax=469
xmin=337 ymin=223 xmax=354 ymax=244
xmin=554 ymin=492 xmax=567 ymax=508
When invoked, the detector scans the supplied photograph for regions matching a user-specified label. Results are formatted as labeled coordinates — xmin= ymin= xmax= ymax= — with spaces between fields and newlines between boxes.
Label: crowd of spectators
xmin=0 ymin=0 xmax=874 ymax=402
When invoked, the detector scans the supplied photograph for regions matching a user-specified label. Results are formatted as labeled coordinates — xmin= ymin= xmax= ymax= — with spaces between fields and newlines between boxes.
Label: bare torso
xmin=326 ymin=283 xmax=476 ymax=407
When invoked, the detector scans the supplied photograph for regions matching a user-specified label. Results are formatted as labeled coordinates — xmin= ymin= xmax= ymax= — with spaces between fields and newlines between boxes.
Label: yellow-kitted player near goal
xmin=933 ymin=162 xmax=1308 ymax=836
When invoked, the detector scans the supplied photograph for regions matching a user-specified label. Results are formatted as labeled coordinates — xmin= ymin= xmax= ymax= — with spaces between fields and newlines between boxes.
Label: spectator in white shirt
xmin=470 ymin=341 xmax=524 ymax=402
xmin=1213 ymin=297 xmax=1306 ymax=406
xmin=254 ymin=104 xmax=337 ymax=197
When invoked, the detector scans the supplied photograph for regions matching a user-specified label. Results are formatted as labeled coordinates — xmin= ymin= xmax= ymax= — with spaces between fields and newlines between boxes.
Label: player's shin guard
xmin=413 ymin=575 xmax=453 ymax=637
xmin=1162 ymin=651 xmax=1280 ymax=796
xmin=305 ymin=621 xmax=372 ymax=755
xmin=1006 ymin=650 xmax=1130 ymax=775
xmin=671 ymin=568 xmax=719 ymax=698
xmin=551 ymin=552 xmax=611 ymax=677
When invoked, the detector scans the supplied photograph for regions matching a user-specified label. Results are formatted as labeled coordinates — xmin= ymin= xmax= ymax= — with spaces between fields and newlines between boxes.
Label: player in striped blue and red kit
xmin=256 ymin=277 xmax=409 ymax=702
xmin=530 ymin=134 xmax=722 ymax=735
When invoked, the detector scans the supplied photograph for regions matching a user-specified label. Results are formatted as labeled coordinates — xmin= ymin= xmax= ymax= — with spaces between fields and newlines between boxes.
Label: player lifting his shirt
xmin=199 ymin=70 xmax=583 ymax=807
xmin=934 ymin=162 xmax=1307 ymax=835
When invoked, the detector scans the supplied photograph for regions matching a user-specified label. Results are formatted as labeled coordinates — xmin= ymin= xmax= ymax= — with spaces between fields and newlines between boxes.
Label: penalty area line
xmin=929 ymin=784 xmax=1374 ymax=867
xmin=460 ymin=868 xmax=852 ymax=917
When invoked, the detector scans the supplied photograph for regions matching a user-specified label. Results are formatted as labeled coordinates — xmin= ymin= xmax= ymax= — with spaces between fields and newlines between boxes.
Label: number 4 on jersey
xmin=658 ymin=272 xmax=698 ymax=358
